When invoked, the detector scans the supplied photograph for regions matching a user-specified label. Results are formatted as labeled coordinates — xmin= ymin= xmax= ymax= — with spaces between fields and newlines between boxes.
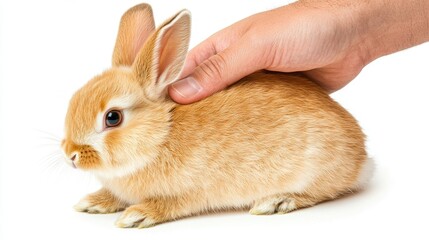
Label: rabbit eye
xmin=105 ymin=110 xmax=123 ymax=128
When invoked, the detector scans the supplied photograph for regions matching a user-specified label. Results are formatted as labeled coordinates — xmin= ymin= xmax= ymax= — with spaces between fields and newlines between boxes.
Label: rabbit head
xmin=61 ymin=4 xmax=190 ymax=178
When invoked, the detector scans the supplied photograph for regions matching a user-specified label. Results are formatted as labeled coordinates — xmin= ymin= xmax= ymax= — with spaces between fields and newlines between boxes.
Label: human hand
xmin=169 ymin=0 xmax=429 ymax=104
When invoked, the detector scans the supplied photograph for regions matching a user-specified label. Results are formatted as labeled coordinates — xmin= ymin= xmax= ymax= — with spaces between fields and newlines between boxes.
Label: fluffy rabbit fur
xmin=62 ymin=3 xmax=373 ymax=228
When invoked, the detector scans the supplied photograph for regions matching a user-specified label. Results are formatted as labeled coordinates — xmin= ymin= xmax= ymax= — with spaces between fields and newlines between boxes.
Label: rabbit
xmin=61 ymin=3 xmax=373 ymax=228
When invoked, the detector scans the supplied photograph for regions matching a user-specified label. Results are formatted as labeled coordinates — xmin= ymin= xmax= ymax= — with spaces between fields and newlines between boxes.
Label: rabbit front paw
xmin=115 ymin=204 xmax=162 ymax=228
xmin=115 ymin=195 xmax=194 ymax=228
xmin=74 ymin=188 xmax=128 ymax=214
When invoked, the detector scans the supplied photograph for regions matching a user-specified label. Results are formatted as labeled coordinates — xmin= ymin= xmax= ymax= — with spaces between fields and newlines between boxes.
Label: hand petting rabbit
xmin=61 ymin=3 xmax=373 ymax=228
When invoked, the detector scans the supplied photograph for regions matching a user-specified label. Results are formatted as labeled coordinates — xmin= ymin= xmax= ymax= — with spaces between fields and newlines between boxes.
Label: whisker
xmin=39 ymin=153 xmax=73 ymax=183
xmin=35 ymin=129 xmax=63 ymax=151
xmin=37 ymin=137 xmax=61 ymax=144
xmin=35 ymin=129 xmax=64 ymax=168
xmin=39 ymin=151 xmax=62 ymax=163
xmin=40 ymin=152 xmax=64 ymax=172
xmin=35 ymin=129 xmax=62 ymax=141
xmin=36 ymin=143 xmax=62 ymax=149
xmin=35 ymin=129 xmax=101 ymax=190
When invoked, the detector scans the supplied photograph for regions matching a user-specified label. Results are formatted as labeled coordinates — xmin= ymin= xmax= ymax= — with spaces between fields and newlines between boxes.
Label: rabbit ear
xmin=112 ymin=4 xmax=155 ymax=67
xmin=133 ymin=10 xmax=191 ymax=101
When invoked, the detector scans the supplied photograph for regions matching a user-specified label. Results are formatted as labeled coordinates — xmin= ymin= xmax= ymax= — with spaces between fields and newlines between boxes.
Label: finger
xmin=179 ymin=40 xmax=218 ymax=79
xmin=169 ymin=38 xmax=264 ymax=104
xmin=179 ymin=27 xmax=243 ymax=79
xmin=179 ymin=15 xmax=256 ymax=79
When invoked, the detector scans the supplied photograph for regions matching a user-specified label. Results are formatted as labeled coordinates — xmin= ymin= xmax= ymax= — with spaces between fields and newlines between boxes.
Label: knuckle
xmin=198 ymin=53 xmax=229 ymax=88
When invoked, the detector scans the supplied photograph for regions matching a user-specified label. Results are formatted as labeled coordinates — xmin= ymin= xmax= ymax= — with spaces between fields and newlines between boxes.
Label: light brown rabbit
xmin=62 ymin=3 xmax=373 ymax=228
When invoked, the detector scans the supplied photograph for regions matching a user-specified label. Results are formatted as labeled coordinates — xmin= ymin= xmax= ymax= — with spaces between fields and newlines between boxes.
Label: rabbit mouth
xmin=62 ymin=141 xmax=102 ymax=170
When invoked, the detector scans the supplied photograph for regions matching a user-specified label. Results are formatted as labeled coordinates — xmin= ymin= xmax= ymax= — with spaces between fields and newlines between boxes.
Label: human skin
xmin=169 ymin=0 xmax=429 ymax=104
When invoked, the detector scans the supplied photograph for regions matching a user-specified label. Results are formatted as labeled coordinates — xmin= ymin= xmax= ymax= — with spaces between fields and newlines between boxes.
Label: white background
xmin=1 ymin=0 xmax=428 ymax=239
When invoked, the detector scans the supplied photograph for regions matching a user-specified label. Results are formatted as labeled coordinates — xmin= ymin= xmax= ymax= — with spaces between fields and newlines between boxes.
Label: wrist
xmin=354 ymin=0 xmax=429 ymax=64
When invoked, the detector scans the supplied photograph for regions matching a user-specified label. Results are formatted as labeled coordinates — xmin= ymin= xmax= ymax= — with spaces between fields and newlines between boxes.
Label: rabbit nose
xmin=71 ymin=154 xmax=77 ymax=161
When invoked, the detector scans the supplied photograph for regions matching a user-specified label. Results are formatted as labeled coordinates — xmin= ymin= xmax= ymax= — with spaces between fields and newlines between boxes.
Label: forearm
xmin=296 ymin=0 xmax=428 ymax=71
xmin=355 ymin=0 xmax=429 ymax=63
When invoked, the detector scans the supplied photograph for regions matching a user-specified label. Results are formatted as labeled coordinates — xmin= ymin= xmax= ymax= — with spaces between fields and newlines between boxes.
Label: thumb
xmin=169 ymin=41 xmax=261 ymax=104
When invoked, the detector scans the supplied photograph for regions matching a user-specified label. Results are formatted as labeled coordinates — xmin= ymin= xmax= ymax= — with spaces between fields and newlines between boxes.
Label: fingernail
xmin=170 ymin=77 xmax=203 ymax=98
